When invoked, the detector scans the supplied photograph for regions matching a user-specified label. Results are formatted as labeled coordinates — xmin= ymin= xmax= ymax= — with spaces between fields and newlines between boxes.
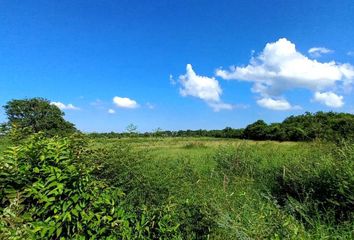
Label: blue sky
xmin=1 ymin=0 xmax=354 ymax=132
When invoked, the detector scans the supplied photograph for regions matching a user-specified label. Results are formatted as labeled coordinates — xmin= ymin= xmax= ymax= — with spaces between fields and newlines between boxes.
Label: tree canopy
xmin=88 ymin=112 xmax=354 ymax=142
xmin=3 ymin=98 xmax=77 ymax=139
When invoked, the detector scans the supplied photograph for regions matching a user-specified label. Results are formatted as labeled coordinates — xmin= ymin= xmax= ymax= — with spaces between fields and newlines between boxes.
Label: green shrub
xmin=0 ymin=134 xmax=183 ymax=239
xmin=177 ymin=201 xmax=216 ymax=239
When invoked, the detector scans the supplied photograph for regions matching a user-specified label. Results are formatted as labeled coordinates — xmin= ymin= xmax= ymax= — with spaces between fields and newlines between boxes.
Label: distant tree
xmin=3 ymin=98 xmax=77 ymax=139
xmin=83 ymin=111 xmax=354 ymax=142
xmin=125 ymin=123 xmax=138 ymax=136
xmin=153 ymin=127 xmax=164 ymax=137
xmin=266 ymin=123 xmax=285 ymax=141
xmin=243 ymin=120 xmax=269 ymax=140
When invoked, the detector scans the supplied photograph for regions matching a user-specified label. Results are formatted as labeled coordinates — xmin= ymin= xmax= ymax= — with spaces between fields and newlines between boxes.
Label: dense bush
xmin=0 ymin=134 xmax=187 ymax=239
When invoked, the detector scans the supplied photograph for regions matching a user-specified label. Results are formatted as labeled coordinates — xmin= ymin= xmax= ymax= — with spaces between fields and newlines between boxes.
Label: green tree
xmin=3 ymin=98 xmax=77 ymax=139
xmin=0 ymin=123 xmax=9 ymax=136
xmin=243 ymin=120 xmax=269 ymax=140
xmin=125 ymin=123 xmax=138 ymax=136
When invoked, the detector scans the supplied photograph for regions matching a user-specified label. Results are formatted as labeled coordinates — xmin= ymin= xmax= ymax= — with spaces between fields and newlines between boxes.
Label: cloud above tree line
xmin=113 ymin=96 xmax=139 ymax=109
xmin=178 ymin=64 xmax=233 ymax=111
xmin=51 ymin=102 xmax=80 ymax=110
xmin=177 ymin=38 xmax=354 ymax=110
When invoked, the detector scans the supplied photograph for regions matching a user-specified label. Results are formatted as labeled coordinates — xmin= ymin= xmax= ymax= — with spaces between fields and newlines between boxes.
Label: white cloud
xmin=313 ymin=91 xmax=344 ymax=108
xmin=215 ymin=38 xmax=354 ymax=110
xmin=180 ymin=64 xmax=222 ymax=102
xmin=308 ymin=47 xmax=333 ymax=58
xmin=51 ymin=102 xmax=80 ymax=110
xmin=256 ymin=97 xmax=298 ymax=111
xmin=216 ymin=38 xmax=353 ymax=95
xmin=113 ymin=96 xmax=139 ymax=109
xmin=108 ymin=109 xmax=116 ymax=114
xmin=178 ymin=64 xmax=232 ymax=111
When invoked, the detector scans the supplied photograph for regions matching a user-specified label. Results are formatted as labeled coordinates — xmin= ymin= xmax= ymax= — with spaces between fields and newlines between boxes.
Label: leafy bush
xmin=0 ymin=134 xmax=184 ymax=239
xmin=176 ymin=201 xmax=216 ymax=239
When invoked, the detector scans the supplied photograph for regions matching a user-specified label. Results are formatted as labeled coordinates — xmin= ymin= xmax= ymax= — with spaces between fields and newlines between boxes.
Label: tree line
xmin=1 ymin=98 xmax=354 ymax=142
xmin=90 ymin=112 xmax=354 ymax=142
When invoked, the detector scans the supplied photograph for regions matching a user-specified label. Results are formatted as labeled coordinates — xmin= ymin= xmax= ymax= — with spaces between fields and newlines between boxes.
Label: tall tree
xmin=243 ymin=120 xmax=269 ymax=140
xmin=3 ymin=98 xmax=77 ymax=139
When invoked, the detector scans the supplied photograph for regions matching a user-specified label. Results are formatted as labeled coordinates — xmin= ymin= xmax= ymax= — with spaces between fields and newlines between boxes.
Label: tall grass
xmin=1 ymin=136 xmax=353 ymax=239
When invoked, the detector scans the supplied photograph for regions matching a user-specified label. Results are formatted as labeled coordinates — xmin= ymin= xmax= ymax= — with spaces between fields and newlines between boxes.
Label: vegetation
xmin=0 ymin=98 xmax=353 ymax=239
xmin=88 ymin=112 xmax=354 ymax=142
xmin=2 ymin=98 xmax=77 ymax=140
xmin=1 ymin=136 xmax=353 ymax=239
xmin=0 ymin=135 xmax=185 ymax=239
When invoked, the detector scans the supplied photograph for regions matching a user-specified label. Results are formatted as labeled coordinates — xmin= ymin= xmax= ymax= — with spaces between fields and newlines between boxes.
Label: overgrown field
xmin=1 ymin=136 xmax=353 ymax=239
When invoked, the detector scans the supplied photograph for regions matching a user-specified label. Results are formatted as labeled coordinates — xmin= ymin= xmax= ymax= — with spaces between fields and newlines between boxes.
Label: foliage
xmin=89 ymin=112 xmax=354 ymax=142
xmin=1 ymin=120 xmax=354 ymax=239
xmin=272 ymin=142 xmax=354 ymax=224
xmin=243 ymin=120 xmax=269 ymax=140
xmin=0 ymin=134 xmax=185 ymax=239
xmin=213 ymin=140 xmax=354 ymax=238
xmin=125 ymin=124 xmax=139 ymax=137
xmin=3 ymin=98 xmax=77 ymax=140
xmin=0 ymin=123 xmax=10 ymax=136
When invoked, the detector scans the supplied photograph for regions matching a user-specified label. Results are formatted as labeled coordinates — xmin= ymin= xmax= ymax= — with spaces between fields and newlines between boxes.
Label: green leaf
xmin=56 ymin=227 xmax=63 ymax=237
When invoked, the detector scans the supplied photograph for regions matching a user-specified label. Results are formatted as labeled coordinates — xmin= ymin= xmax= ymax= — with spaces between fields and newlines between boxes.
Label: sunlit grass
xmin=88 ymin=137 xmax=353 ymax=239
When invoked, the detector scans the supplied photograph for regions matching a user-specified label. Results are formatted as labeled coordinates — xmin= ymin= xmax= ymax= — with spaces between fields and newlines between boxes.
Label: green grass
xmin=88 ymin=137 xmax=353 ymax=239
xmin=2 ymin=136 xmax=352 ymax=239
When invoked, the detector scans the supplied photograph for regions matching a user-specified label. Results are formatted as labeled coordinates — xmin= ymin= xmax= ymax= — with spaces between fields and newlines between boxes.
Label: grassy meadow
xmin=88 ymin=137 xmax=353 ymax=239
xmin=1 ymin=136 xmax=353 ymax=239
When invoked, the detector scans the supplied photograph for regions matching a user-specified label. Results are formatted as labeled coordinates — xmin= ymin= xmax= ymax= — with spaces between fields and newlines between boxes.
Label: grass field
xmin=1 ymin=136 xmax=353 ymax=239
xmin=88 ymin=137 xmax=353 ymax=239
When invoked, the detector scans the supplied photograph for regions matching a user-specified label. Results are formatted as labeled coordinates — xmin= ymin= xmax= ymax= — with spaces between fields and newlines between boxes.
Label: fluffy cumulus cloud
xmin=216 ymin=38 xmax=354 ymax=109
xmin=113 ymin=96 xmax=139 ymax=109
xmin=180 ymin=64 xmax=222 ymax=102
xmin=178 ymin=64 xmax=232 ymax=111
xmin=51 ymin=102 xmax=80 ymax=110
xmin=313 ymin=91 xmax=344 ymax=108
xmin=308 ymin=47 xmax=333 ymax=58
xmin=257 ymin=98 xmax=293 ymax=111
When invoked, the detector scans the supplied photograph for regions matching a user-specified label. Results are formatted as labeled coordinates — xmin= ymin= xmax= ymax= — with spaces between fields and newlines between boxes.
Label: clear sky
xmin=1 ymin=0 xmax=354 ymax=132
